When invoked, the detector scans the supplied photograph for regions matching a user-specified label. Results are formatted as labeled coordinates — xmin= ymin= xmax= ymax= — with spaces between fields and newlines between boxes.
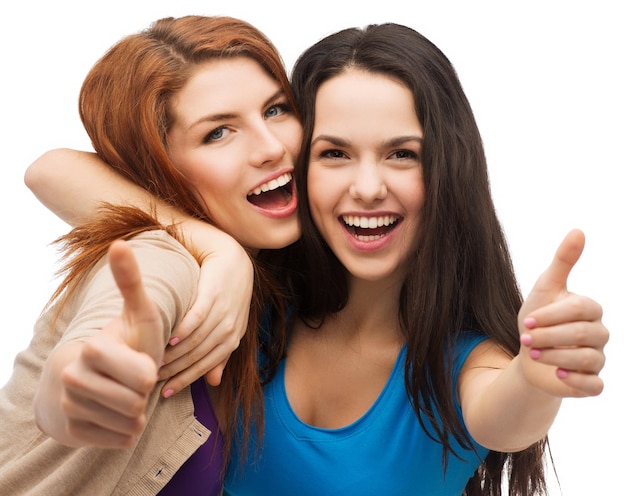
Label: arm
xmin=34 ymin=241 xmax=163 ymax=448
xmin=26 ymin=149 xmax=254 ymax=394
xmin=460 ymin=229 xmax=608 ymax=452
xmin=25 ymin=148 xmax=231 ymax=240
xmin=25 ymin=149 xmax=148 ymax=226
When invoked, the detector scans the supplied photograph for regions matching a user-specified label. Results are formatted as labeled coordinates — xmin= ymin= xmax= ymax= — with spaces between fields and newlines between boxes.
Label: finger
xmin=526 ymin=346 xmax=606 ymax=375
xmin=62 ymin=388 xmax=147 ymax=437
xmin=205 ymin=359 xmax=228 ymax=387
xmin=521 ymin=319 xmax=609 ymax=350
xmin=522 ymin=294 xmax=603 ymax=329
xmin=108 ymin=240 xmax=164 ymax=363
xmin=553 ymin=370 xmax=605 ymax=397
xmin=76 ymin=334 xmax=158 ymax=396
xmin=160 ymin=352 xmax=230 ymax=397
xmin=163 ymin=322 xmax=219 ymax=365
xmin=530 ymin=229 xmax=585 ymax=297
xmin=168 ymin=298 xmax=216 ymax=346
xmin=65 ymin=419 xmax=139 ymax=449
xmin=160 ymin=324 xmax=237 ymax=382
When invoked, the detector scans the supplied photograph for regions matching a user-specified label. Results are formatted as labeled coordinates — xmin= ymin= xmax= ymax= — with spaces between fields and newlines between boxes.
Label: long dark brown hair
xmin=285 ymin=23 xmax=548 ymax=496
xmin=47 ymin=15 xmax=296 ymax=468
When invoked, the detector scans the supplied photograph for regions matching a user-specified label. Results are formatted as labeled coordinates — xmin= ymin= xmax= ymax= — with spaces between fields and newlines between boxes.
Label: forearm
xmin=24 ymin=148 xmax=241 ymax=260
xmin=25 ymin=148 xmax=178 ymax=226
xmin=463 ymin=355 xmax=562 ymax=452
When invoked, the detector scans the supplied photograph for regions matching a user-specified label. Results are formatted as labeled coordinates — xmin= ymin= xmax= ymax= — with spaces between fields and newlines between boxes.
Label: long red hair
xmin=49 ymin=15 xmax=297 ymax=468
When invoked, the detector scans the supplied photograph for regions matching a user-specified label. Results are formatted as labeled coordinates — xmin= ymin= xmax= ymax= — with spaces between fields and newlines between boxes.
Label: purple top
xmin=158 ymin=378 xmax=225 ymax=495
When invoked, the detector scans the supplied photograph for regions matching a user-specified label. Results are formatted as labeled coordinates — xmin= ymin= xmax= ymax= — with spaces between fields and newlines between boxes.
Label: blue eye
xmin=265 ymin=102 xmax=290 ymax=118
xmin=203 ymin=126 xmax=226 ymax=144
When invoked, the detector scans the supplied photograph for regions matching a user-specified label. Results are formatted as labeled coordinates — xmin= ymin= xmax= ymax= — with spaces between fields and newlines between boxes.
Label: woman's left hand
xmin=159 ymin=237 xmax=253 ymax=395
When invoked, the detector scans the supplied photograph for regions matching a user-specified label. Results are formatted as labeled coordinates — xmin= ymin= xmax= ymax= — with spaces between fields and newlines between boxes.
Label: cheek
xmin=182 ymin=157 xmax=240 ymax=219
xmin=284 ymin=120 xmax=303 ymax=157
xmin=186 ymin=152 xmax=240 ymax=194
xmin=403 ymin=171 xmax=426 ymax=213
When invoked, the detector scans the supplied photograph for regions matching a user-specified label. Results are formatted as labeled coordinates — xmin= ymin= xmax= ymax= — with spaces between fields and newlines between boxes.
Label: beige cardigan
xmin=0 ymin=231 xmax=212 ymax=495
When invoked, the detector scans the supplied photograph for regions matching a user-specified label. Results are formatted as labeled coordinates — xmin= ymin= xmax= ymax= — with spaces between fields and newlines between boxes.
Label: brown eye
xmin=321 ymin=149 xmax=347 ymax=159
xmin=390 ymin=150 xmax=419 ymax=160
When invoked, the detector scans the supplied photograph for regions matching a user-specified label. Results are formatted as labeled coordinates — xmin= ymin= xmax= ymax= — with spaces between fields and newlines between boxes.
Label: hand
xmin=52 ymin=240 xmax=164 ymax=448
xmin=518 ymin=229 xmax=608 ymax=398
xmin=160 ymin=234 xmax=253 ymax=394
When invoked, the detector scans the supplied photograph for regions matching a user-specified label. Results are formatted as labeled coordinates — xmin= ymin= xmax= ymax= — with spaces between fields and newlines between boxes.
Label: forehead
xmin=170 ymin=56 xmax=281 ymax=128
xmin=314 ymin=69 xmax=420 ymax=134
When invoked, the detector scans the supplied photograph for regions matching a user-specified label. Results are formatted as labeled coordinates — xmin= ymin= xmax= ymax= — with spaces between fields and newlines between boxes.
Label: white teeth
xmin=250 ymin=172 xmax=292 ymax=196
xmin=342 ymin=215 xmax=398 ymax=228
xmin=355 ymin=234 xmax=385 ymax=241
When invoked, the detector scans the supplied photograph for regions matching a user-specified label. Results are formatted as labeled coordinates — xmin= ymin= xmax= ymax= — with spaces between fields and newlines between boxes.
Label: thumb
xmin=522 ymin=229 xmax=585 ymax=316
xmin=108 ymin=240 xmax=164 ymax=364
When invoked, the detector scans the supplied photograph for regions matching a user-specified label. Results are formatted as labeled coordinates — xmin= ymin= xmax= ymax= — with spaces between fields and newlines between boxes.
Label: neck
xmin=331 ymin=276 xmax=404 ymax=344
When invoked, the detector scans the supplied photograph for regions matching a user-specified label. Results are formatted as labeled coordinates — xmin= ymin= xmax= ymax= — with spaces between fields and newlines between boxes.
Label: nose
xmin=249 ymin=122 xmax=286 ymax=168
xmin=349 ymin=161 xmax=388 ymax=203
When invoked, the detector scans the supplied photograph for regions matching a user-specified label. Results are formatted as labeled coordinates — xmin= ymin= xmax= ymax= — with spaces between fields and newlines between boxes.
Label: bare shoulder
xmin=458 ymin=339 xmax=514 ymax=395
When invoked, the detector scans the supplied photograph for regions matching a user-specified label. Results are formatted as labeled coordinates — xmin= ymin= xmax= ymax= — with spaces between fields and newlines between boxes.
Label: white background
xmin=1 ymin=1 xmax=623 ymax=494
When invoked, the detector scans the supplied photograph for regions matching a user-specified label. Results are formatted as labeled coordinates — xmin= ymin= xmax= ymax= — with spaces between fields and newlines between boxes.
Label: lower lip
xmin=341 ymin=220 xmax=399 ymax=252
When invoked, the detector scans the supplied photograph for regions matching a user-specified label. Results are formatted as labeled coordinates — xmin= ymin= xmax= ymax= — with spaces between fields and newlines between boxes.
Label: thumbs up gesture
xmin=518 ymin=229 xmax=608 ymax=398
xmin=36 ymin=240 xmax=165 ymax=448
xmin=108 ymin=239 xmax=164 ymax=365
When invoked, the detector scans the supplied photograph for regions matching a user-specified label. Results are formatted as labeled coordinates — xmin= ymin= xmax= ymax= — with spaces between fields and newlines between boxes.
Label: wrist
xmin=182 ymin=218 xmax=248 ymax=264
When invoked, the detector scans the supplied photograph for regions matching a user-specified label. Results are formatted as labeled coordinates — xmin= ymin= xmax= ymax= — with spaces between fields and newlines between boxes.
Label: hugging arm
xmin=459 ymin=229 xmax=608 ymax=452
xmin=25 ymin=149 xmax=254 ymax=393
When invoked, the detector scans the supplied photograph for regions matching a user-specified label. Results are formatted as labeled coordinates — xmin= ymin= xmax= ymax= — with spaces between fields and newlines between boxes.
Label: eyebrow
xmin=311 ymin=134 xmax=423 ymax=148
xmin=187 ymin=89 xmax=286 ymax=131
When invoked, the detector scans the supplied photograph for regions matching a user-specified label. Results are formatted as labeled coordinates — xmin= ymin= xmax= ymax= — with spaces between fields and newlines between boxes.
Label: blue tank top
xmin=224 ymin=333 xmax=489 ymax=495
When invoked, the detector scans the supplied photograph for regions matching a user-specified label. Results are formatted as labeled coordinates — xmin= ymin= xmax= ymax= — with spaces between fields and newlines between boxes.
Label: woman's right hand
xmin=517 ymin=229 xmax=608 ymax=398
xmin=34 ymin=241 xmax=164 ymax=448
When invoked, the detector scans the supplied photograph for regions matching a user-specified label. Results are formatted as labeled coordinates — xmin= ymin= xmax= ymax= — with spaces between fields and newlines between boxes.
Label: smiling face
xmin=307 ymin=69 xmax=425 ymax=285
xmin=167 ymin=56 xmax=301 ymax=251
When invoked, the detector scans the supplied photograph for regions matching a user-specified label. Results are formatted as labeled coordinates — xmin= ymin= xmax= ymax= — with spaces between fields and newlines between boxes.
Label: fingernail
xmin=529 ymin=348 xmax=541 ymax=360
xmin=169 ymin=337 xmax=180 ymax=346
xmin=163 ymin=389 xmax=174 ymax=398
xmin=524 ymin=317 xmax=536 ymax=330
xmin=556 ymin=368 xmax=569 ymax=379
xmin=520 ymin=333 xmax=532 ymax=346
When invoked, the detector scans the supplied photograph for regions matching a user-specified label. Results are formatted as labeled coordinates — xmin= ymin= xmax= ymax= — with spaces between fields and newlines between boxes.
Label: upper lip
xmin=248 ymin=170 xmax=293 ymax=197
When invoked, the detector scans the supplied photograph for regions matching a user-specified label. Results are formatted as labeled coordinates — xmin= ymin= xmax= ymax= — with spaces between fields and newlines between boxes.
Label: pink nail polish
xmin=169 ymin=337 xmax=180 ymax=346
xmin=556 ymin=369 xmax=569 ymax=379
xmin=529 ymin=348 xmax=541 ymax=360
xmin=163 ymin=389 xmax=174 ymax=398
xmin=524 ymin=317 xmax=536 ymax=330
xmin=520 ymin=334 xmax=532 ymax=346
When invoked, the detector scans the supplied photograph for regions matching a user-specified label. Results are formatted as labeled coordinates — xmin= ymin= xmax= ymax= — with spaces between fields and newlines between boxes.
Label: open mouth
xmin=341 ymin=215 xmax=400 ymax=241
xmin=247 ymin=172 xmax=294 ymax=210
